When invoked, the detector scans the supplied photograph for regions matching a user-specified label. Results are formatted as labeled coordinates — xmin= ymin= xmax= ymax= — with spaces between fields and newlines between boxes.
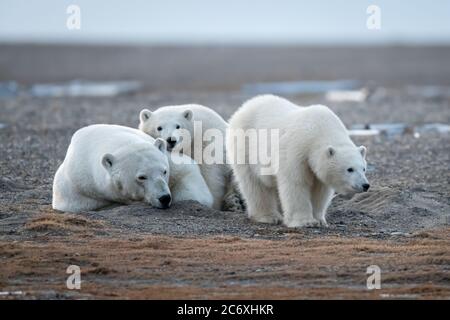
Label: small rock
xmin=390 ymin=231 xmax=410 ymax=237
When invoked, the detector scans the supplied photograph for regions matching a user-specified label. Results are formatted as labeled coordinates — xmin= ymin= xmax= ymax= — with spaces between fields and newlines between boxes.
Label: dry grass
xmin=24 ymin=212 xmax=106 ymax=234
xmin=1 ymin=228 xmax=449 ymax=299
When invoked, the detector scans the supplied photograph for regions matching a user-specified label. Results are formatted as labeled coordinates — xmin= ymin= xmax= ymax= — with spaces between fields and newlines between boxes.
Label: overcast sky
xmin=1 ymin=0 xmax=449 ymax=44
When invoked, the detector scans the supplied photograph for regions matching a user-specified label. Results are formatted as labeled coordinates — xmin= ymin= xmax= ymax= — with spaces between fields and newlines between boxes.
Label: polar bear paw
xmin=249 ymin=212 xmax=283 ymax=225
xmin=284 ymin=216 xmax=321 ymax=228
xmin=222 ymin=190 xmax=246 ymax=212
xmin=318 ymin=217 xmax=329 ymax=227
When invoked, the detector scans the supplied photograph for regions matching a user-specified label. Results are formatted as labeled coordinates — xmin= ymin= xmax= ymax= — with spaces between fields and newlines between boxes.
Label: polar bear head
xmin=101 ymin=139 xmax=172 ymax=208
xmin=315 ymin=145 xmax=370 ymax=198
xmin=139 ymin=108 xmax=193 ymax=152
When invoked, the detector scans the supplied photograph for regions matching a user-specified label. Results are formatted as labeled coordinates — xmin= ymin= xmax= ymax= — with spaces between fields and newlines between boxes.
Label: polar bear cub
xmin=227 ymin=95 xmax=370 ymax=228
xmin=139 ymin=104 xmax=236 ymax=210
xmin=52 ymin=124 xmax=213 ymax=213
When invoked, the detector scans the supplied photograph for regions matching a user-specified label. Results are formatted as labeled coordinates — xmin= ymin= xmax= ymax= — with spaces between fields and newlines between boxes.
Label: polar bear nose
xmin=166 ymin=137 xmax=177 ymax=148
xmin=158 ymin=194 xmax=172 ymax=208
xmin=362 ymin=183 xmax=370 ymax=192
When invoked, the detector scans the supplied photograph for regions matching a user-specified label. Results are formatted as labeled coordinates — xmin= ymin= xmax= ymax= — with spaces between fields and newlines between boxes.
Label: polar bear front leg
xmin=311 ymin=179 xmax=334 ymax=227
xmin=171 ymin=166 xmax=214 ymax=208
xmin=234 ymin=165 xmax=282 ymax=224
xmin=277 ymin=166 xmax=319 ymax=228
xmin=199 ymin=164 xmax=226 ymax=210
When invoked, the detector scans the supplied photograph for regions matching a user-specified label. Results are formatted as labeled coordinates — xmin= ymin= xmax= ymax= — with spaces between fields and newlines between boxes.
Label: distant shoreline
xmin=1 ymin=44 xmax=450 ymax=90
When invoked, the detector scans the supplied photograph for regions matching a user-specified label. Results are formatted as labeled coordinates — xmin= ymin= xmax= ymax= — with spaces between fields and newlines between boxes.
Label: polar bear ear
xmin=327 ymin=146 xmax=335 ymax=157
xmin=140 ymin=109 xmax=152 ymax=123
xmin=359 ymin=146 xmax=367 ymax=159
xmin=182 ymin=109 xmax=193 ymax=121
xmin=102 ymin=153 xmax=115 ymax=171
xmin=154 ymin=138 xmax=167 ymax=153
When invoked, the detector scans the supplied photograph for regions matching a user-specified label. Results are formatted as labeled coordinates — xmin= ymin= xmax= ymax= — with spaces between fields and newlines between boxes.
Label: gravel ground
xmin=0 ymin=45 xmax=449 ymax=299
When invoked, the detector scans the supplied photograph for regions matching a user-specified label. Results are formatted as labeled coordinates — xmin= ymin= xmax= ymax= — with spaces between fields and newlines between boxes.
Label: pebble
xmin=390 ymin=231 xmax=411 ymax=237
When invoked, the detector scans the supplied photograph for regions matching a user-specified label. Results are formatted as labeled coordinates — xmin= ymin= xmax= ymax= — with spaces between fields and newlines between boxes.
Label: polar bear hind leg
xmin=52 ymin=166 xmax=110 ymax=213
xmin=221 ymin=170 xmax=246 ymax=211
xmin=222 ymin=181 xmax=246 ymax=212
xmin=233 ymin=164 xmax=282 ymax=224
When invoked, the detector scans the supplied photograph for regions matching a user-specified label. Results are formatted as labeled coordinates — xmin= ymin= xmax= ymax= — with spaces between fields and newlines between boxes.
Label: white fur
xmin=52 ymin=124 xmax=213 ymax=213
xmin=227 ymin=95 xmax=369 ymax=228
xmin=139 ymin=104 xmax=234 ymax=210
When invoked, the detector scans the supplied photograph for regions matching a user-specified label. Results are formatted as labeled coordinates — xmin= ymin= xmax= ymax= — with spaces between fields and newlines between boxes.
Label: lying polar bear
xmin=52 ymin=124 xmax=213 ymax=213
xmin=138 ymin=104 xmax=242 ymax=211
xmin=227 ymin=95 xmax=370 ymax=228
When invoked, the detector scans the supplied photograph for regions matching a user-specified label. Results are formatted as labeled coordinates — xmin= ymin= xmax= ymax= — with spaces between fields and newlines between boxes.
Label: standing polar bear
xmin=52 ymin=124 xmax=213 ymax=213
xmin=139 ymin=104 xmax=240 ymax=211
xmin=227 ymin=95 xmax=370 ymax=228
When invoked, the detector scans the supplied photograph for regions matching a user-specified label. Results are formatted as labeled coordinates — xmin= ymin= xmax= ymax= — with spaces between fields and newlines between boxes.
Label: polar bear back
xmin=229 ymin=95 xmax=299 ymax=139
xmin=230 ymin=94 xmax=349 ymax=145
xmin=70 ymin=124 xmax=153 ymax=154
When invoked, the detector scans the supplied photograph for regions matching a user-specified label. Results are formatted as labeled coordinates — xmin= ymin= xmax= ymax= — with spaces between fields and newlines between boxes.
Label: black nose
xmin=158 ymin=194 xmax=171 ymax=208
xmin=166 ymin=137 xmax=176 ymax=147
xmin=362 ymin=183 xmax=370 ymax=192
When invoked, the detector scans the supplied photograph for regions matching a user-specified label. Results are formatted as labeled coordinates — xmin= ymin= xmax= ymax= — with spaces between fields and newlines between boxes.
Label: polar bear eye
xmin=163 ymin=170 xmax=167 ymax=175
xmin=137 ymin=175 xmax=148 ymax=181
xmin=347 ymin=168 xmax=354 ymax=173
xmin=176 ymin=125 xmax=180 ymax=129
xmin=157 ymin=126 xmax=162 ymax=131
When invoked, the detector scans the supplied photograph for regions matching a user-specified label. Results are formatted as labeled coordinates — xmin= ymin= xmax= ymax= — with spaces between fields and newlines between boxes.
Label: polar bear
xmin=227 ymin=95 xmax=370 ymax=228
xmin=138 ymin=104 xmax=241 ymax=211
xmin=52 ymin=124 xmax=213 ymax=213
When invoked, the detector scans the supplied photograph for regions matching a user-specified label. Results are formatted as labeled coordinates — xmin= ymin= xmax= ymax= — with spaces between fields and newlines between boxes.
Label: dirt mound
xmin=331 ymin=186 xmax=450 ymax=234
xmin=25 ymin=212 xmax=106 ymax=235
